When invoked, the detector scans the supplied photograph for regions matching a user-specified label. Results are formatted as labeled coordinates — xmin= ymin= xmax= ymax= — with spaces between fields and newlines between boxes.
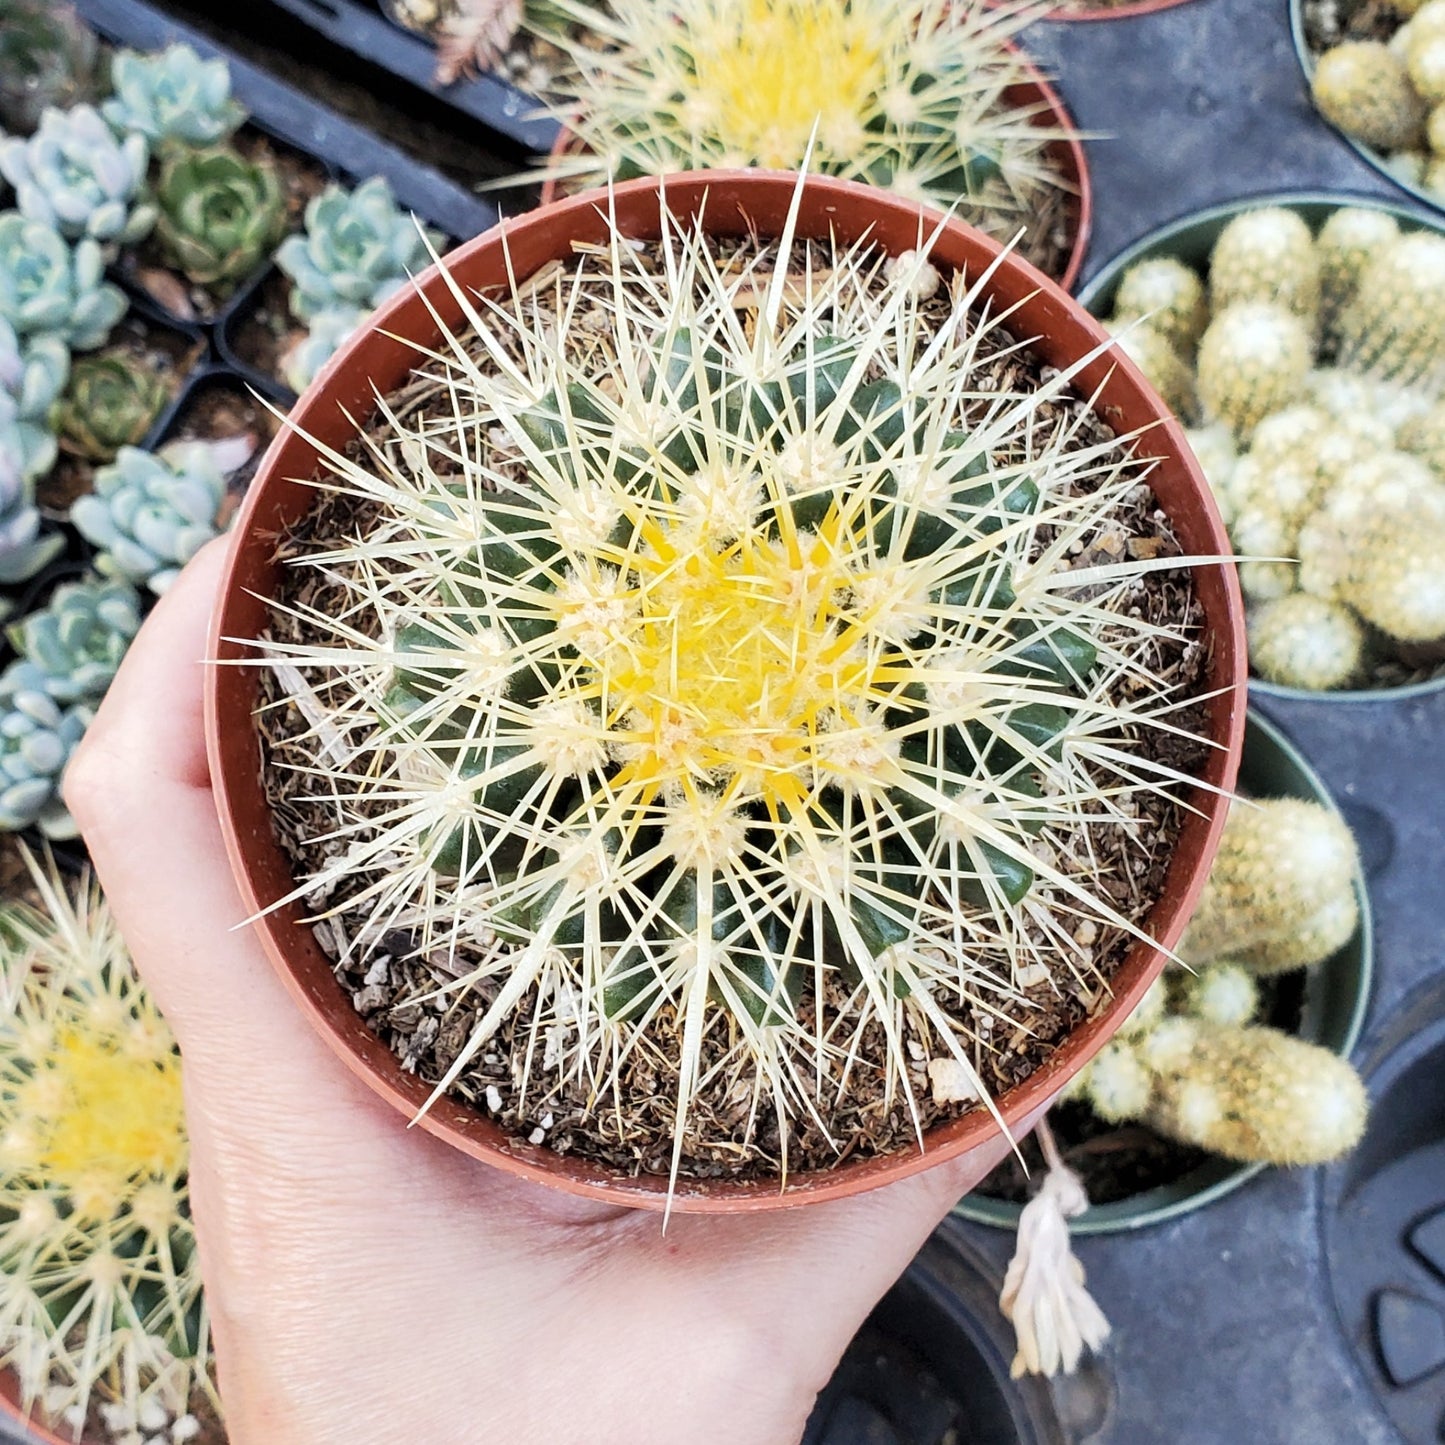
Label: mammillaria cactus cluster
xmin=0 ymin=851 xmax=215 ymax=1439
xmin=1102 ymin=204 xmax=1445 ymax=690
xmin=1064 ymin=796 xmax=1367 ymax=1167
xmin=1309 ymin=0 xmax=1445 ymax=198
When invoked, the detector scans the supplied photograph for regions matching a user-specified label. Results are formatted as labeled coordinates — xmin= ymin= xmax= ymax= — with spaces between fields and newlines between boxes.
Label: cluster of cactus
xmin=0 ymin=577 xmax=142 ymax=836
xmin=530 ymin=0 xmax=1075 ymax=273
xmin=0 ymin=850 xmax=216 ymax=1437
xmin=1065 ymin=796 xmax=1367 ymax=1167
xmin=259 ymin=194 xmax=1216 ymax=1183
xmin=275 ymin=176 xmax=436 ymax=390
xmin=1310 ymin=0 xmax=1445 ymax=200
xmin=1103 ymin=204 xmax=1445 ymax=691
xmin=72 ymin=441 xmax=229 ymax=594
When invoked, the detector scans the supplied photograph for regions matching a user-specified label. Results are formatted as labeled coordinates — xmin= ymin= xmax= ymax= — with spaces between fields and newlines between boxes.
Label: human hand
xmin=66 ymin=535 xmax=1027 ymax=1445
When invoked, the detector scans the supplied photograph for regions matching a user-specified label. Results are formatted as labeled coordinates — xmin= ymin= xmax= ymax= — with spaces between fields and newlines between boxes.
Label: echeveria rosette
xmin=4 ymin=575 xmax=143 ymax=706
xmin=0 ymin=424 xmax=62 ymax=588
xmin=100 ymin=43 xmax=246 ymax=149
xmin=0 ymin=212 xmax=126 ymax=349
xmin=153 ymin=145 xmax=287 ymax=295
xmin=55 ymin=354 xmax=169 ymax=464
xmin=275 ymin=177 xmax=437 ymax=323
xmin=280 ymin=305 xmax=365 ymax=394
xmin=0 ymin=105 xmax=155 ymax=247
xmin=0 ymin=317 xmax=65 ymax=481
xmin=0 ymin=681 xmax=90 ymax=836
xmin=73 ymin=442 xmax=227 ymax=593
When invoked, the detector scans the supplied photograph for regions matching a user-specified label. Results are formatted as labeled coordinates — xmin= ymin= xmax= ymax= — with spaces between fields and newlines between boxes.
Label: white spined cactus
xmin=1316 ymin=207 xmax=1401 ymax=334
xmin=250 ymin=188 xmax=1218 ymax=1187
xmin=1196 ymin=303 xmax=1312 ymax=440
xmin=1105 ymin=320 xmax=1197 ymax=422
xmin=1172 ymin=960 xmax=1259 ymax=1028
xmin=1335 ymin=231 xmax=1445 ymax=391
xmin=1311 ymin=41 xmax=1427 ymax=152
xmin=1079 ymin=1037 xmax=1152 ymax=1124
xmin=1112 ymin=257 xmax=1210 ymax=354
xmin=1228 ymin=501 xmax=1297 ymax=603
xmin=1181 ymin=797 xmax=1360 ymax=973
xmin=1207 ymin=207 xmax=1321 ymax=320
xmin=1396 ymin=398 xmax=1445 ymax=473
xmin=1182 ymin=423 xmax=1238 ymax=524
xmin=1247 ymin=592 xmax=1365 ymax=691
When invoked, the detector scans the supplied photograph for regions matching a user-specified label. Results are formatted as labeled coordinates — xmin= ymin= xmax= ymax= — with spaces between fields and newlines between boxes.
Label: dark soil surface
xmin=224 ymin=269 xmax=302 ymax=393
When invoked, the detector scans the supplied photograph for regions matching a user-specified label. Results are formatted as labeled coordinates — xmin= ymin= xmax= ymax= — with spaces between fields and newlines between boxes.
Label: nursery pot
xmin=1079 ymin=191 xmax=1445 ymax=704
xmin=536 ymin=56 xmax=1094 ymax=294
xmin=205 ymin=170 xmax=1246 ymax=1213
xmin=952 ymin=706 xmax=1374 ymax=1233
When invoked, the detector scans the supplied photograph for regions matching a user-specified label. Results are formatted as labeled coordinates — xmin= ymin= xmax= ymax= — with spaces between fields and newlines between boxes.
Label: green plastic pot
xmin=952 ymin=708 xmax=1374 ymax=1233
xmin=1079 ymin=191 xmax=1445 ymax=704
xmin=1289 ymin=4 xmax=1445 ymax=221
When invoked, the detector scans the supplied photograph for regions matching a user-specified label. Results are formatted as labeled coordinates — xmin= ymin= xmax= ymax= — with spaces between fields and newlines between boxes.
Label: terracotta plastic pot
xmin=206 ymin=171 xmax=1247 ymax=1213
xmin=1079 ymin=191 xmax=1445 ymax=704
xmin=0 ymin=1379 xmax=72 ymax=1445
xmin=952 ymin=707 xmax=1374 ymax=1233
xmin=536 ymin=58 xmax=1094 ymax=294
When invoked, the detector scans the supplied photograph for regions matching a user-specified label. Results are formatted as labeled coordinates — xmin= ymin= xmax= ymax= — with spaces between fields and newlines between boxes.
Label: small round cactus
xmin=0 ymin=104 xmax=155 ymax=247
xmin=1208 ymin=207 xmax=1321 ymax=320
xmin=1196 ymin=303 xmax=1311 ymax=439
xmin=101 ymin=42 xmax=247 ymax=148
xmin=1247 ymin=593 xmax=1365 ymax=691
xmin=1181 ymin=797 xmax=1360 ymax=972
xmin=0 ymin=214 xmax=126 ymax=351
xmin=1147 ymin=1024 xmax=1367 ymax=1167
xmin=1173 ymin=961 xmax=1260 ymax=1029
xmin=1335 ymin=231 xmax=1445 ymax=389
xmin=1182 ymin=423 xmax=1238 ymax=524
xmin=1080 ymin=1038 xmax=1153 ymax=1123
xmin=1229 ymin=502 xmax=1297 ymax=603
xmin=1408 ymin=25 xmax=1445 ymax=102
xmin=0 ymin=687 xmax=90 ymax=836
xmin=1316 ymin=207 xmax=1401 ymax=332
xmin=1311 ymin=41 xmax=1427 ymax=152
xmin=1112 ymin=257 xmax=1210 ymax=353
xmin=72 ymin=442 xmax=228 ymax=594
xmin=1342 ymin=514 xmax=1445 ymax=640
xmin=1106 ymin=321 xmax=1197 ymax=422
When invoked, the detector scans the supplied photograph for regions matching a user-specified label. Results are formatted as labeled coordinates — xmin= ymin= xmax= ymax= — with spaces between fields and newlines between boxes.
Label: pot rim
xmin=535 ymin=49 xmax=1094 ymax=294
xmin=205 ymin=169 xmax=1246 ymax=1212
xmin=952 ymin=705 xmax=1376 ymax=1233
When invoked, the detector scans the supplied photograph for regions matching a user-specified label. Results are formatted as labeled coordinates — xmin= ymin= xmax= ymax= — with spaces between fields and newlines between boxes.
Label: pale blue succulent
xmin=4 ymin=576 xmax=142 ymax=705
xmin=0 ymin=103 xmax=155 ymax=245
xmin=73 ymin=441 xmax=226 ymax=594
xmin=275 ymin=177 xmax=435 ymax=323
xmin=101 ymin=43 xmax=246 ymax=149
xmin=281 ymin=305 xmax=364 ymax=394
xmin=0 ymin=680 xmax=90 ymax=837
xmin=0 ymin=212 xmax=126 ymax=348
xmin=0 ymin=316 xmax=65 ymax=480
xmin=0 ymin=423 xmax=62 ymax=587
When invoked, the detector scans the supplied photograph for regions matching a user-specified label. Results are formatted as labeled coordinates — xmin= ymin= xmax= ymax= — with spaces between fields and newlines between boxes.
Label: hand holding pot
xmin=65 ymin=536 xmax=1029 ymax=1445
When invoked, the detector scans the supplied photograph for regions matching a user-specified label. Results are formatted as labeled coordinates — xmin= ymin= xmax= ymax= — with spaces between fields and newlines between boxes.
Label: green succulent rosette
xmin=55 ymin=354 xmax=168 ymax=464
xmin=101 ymin=43 xmax=247 ymax=149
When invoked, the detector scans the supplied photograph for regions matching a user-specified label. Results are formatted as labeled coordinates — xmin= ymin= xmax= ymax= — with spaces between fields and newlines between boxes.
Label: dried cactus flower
xmin=279 ymin=305 xmax=365 ymax=394
xmin=72 ymin=441 xmax=228 ymax=593
xmin=0 ymin=851 xmax=215 ymax=1431
xmin=1335 ymin=231 xmax=1445 ymax=390
xmin=100 ymin=42 xmax=246 ymax=148
xmin=153 ymin=144 xmax=287 ymax=294
xmin=0 ymin=427 xmax=61 ymax=588
xmin=0 ymin=213 xmax=125 ymax=350
xmin=532 ymin=0 xmax=1075 ymax=272
xmin=1247 ymin=592 xmax=1365 ymax=692
xmin=1147 ymin=1024 xmax=1367 ymax=1166
xmin=252 ymin=193 xmax=1215 ymax=1185
xmin=1112 ymin=257 xmax=1209 ymax=354
xmin=275 ymin=177 xmax=436 ymax=324
xmin=0 ymin=317 xmax=66 ymax=482
xmin=436 ymin=0 xmax=524 ymax=85
xmin=1196 ymin=303 xmax=1311 ymax=440
xmin=1311 ymin=41 xmax=1426 ymax=152
xmin=3 ymin=575 xmax=143 ymax=706
xmin=0 ymin=104 xmax=155 ymax=246
xmin=55 ymin=353 xmax=168 ymax=463
xmin=0 ymin=0 xmax=98 ymax=134
xmin=0 ymin=688 xmax=89 ymax=834
xmin=1208 ymin=207 xmax=1321 ymax=321
xmin=1181 ymin=797 xmax=1360 ymax=972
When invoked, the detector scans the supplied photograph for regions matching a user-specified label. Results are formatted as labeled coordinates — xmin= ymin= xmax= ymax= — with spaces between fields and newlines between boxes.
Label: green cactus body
xmin=0 ymin=214 xmax=126 ymax=350
xmin=1196 ymin=303 xmax=1312 ymax=439
xmin=1247 ymin=592 xmax=1365 ymax=690
xmin=1183 ymin=423 xmax=1239 ymax=524
xmin=0 ymin=104 xmax=155 ymax=246
xmin=0 ymin=686 xmax=90 ymax=835
xmin=4 ymin=576 xmax=143 ymax=705
xmin=1147 ymin=1024 xmax=1367 ymax=1166
xmin=1173 ymin=960 xmax=1260 ymax=1027
xmin=275 ymin=177 xmax=436 ymax=324
xmin=1311 ymin=42 xmax=1427 ymax=152
xmin=1397 ymin=399 xmax=1445 ymax=472
xmin=1181 ymin=797 xmax=1360 ymax=966
xmin=101 ymin=43 xmax=247 ymax=148
xmin=1335 ymin=232 xmax=1445 ymax=392
xmin=1112 ymin=257 xmax=1209 ymax=354
xmin=1208 ymin=207 xmax=1321 ymax=321
xmin=154 ymin=145 xmax=287 ymax=294
xmin=1106 ymin=321 xmax=1197 ymax=422
xmin=56 ymin=354 xmax=169 ymax=463
xmin=1316 ymin=208 xmax=1401 ymax=337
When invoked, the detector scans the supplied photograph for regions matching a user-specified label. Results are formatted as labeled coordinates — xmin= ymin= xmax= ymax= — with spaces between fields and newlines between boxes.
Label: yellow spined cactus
xmin=1208 ymin=207 xmax=1321 ymax=320
xmin=1172 ymin=960 xmax=1260 ymax=1029
xmin=1079 ymin=1037 xmax=1153 ymax=1124
xmin=1335 ymin=231 xmax=1445 ymax=390
xmin=1316 ymin=207 xmax=1401 ymax=333
xmin=1397 ymin=398 xmax=1445 ymax=472
xmin=1112 ymin=256 xmax=1210 ymax=354
xmin=1247 ymin=592 xmax=1365 ymax=691
xmin=1105 ymin=320 xmax=1197 ymax=422
xmin=1343 ymin=515 xmax=1445 ymax=640
xmin=1196 ymin=303 xmax=1311 ymax=439
xmin=1311 ymin=41 xmax=1426 ymax=152
xmin=1228 ymin=500 xmax=1298 ymax=603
